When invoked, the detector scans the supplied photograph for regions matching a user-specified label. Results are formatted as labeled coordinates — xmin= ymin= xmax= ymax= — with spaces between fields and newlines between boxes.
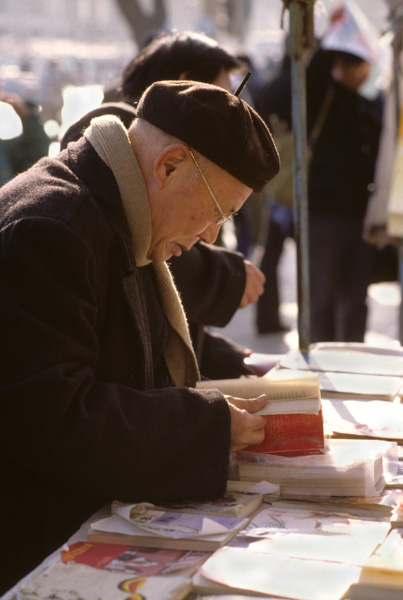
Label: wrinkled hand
xmin=225 ymin=394 xmax=267 ymax=452
xmin=239 ymin=260 xmax=265 ymax=308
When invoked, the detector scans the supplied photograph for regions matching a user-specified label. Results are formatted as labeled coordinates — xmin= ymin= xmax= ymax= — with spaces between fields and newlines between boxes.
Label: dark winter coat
xmin=306 ymin=50 xmax=383 ymax=219
xmin=0 ymin=137 xmax=230 ymax=593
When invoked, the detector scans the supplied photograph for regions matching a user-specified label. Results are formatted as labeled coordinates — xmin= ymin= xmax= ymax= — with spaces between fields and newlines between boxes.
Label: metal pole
xmin=287 ymin=0 xmax=315 ymax=352
xmin=399 ymin=241 xmax=403 ymax=344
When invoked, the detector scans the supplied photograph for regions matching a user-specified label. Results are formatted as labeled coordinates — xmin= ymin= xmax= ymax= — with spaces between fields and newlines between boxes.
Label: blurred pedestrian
xmin=306 ymin=9 xmax=383 ymax=342
xmin=252 ymin=51 xmax=294 ymax=334
xmin=0 ymin=91 xmax=50 ymax=186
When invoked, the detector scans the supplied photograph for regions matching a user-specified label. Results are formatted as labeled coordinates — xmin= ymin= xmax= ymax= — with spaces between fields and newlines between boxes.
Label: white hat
xmin=321 ymin=0 xmax=380 ymax=64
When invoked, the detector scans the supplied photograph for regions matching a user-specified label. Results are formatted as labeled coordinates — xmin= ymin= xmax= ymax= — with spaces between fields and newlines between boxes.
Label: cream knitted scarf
xmin=85 ymin=115 xmax=200 ymax=387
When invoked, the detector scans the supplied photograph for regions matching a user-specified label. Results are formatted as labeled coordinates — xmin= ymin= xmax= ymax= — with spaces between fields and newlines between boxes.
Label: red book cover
xmin=245 ymin=409 xmax=325 ymax=457
xmin=61 ymin=541 xmax=208 ymax=576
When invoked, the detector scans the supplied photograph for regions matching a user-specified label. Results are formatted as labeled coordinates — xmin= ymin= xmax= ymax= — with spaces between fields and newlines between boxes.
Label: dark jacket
xmin=0 ymin=137 xmax=230 ymax=592
xmin=307 ymin=50 xmax=382 ymax=219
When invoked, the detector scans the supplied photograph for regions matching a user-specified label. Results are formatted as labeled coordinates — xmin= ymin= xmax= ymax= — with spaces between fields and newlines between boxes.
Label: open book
xmin=197 ymin=373 xmax=324 ymax=456
xmin=196 ymin=374 xmax=321 ymax=415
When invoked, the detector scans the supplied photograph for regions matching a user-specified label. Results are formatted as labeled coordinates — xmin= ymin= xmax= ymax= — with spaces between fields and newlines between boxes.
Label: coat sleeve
xmin=168 ymin=241 xmax=246 ymax=327
xmin=0 ymin=215 xmax=231 ymax=504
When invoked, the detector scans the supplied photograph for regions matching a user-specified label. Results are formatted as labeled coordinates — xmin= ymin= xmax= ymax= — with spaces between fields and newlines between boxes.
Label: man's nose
xmin=199 ymin=222 xmax=221 ymax=245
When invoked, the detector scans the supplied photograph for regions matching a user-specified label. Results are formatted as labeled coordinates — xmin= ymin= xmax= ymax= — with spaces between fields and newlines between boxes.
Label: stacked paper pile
xmin=277 ymin=342 xmax=403 ymax=401
xmin=193 ymin=504 xmax=390 ymax=600
xmin=237 ymin=438 xmax=397 ymax=499
xmin=348 ymin=527 xmax=403 ymax=599
xmin=86 ymin=481 xmax=272 ymax=552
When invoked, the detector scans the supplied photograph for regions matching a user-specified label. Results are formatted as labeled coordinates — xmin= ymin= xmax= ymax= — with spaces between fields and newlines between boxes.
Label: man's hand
xmin=239 ymin=260 xmax=265 ymax=308
xmin=225 ymin=394 xmax=267 ymax=452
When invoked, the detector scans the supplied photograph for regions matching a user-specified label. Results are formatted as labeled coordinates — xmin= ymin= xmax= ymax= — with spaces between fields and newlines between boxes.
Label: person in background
xmin=306 ymin=46 xmax=382 ymax=342
xmin=0 ymin=80 xmax=279 ymax=593
xmin=0 ymin=91 xmax=50 ymax=186
xmin=252 ymin=51 xmax=294 ymax=334
xmin=61 ymin=31 xmax=277 ymax=379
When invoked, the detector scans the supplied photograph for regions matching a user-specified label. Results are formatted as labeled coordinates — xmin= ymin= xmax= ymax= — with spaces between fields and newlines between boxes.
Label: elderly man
xmin=0 ymin=80 xmax=279 ymax=593
xmin=61 ymin=30 xmax=268 ymax=380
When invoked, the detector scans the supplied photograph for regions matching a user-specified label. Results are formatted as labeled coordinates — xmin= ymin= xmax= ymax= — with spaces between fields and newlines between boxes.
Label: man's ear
xmin=153 ymin=144 xmax=189 ymax=190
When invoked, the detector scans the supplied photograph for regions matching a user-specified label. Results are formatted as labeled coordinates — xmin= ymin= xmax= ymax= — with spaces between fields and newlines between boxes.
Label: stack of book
xmin=278 ymin=343 xmax=403 ymax=401
xmin=270 ymin=489 xmax=400 ymax=520
xmin=236 ymin=438 xmax=395 ymax=499
xmin=348 ymin=527 xmax=403 ymax=599
xmin=87 ymin=482 xmax=266 ymax=552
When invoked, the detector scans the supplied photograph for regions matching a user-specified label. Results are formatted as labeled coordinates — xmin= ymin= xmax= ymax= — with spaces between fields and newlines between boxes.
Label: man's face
xmin=332 ymin=59 xmax=371 ymax=92
xmin=147 ymin=151 xmax=252 ymax=262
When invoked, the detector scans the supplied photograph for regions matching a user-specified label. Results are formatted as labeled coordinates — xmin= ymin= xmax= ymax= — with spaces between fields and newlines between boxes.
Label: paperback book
xmin=197 ymin=373 xmax=324 ymax=456
xmin=88 ymin=506 xmax=249 ymax=552
xmin=109 ymin=482 xmax=264 ymax=519
xmin=61 ymin=541 xmax=209 ymax=577
xmin=270 ymin=488 xmax=400 ymax=520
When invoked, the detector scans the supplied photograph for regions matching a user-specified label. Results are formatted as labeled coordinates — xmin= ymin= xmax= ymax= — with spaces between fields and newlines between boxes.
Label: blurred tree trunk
xmin=225 ymin=0 xmax=251 ymax=40
xmin=114 ymin=0 xmax=167 ymax=47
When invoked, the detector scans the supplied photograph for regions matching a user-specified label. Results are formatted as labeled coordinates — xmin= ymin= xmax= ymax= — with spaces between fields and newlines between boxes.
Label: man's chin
xmin=171 ymin=243 xmax=184 ymax=258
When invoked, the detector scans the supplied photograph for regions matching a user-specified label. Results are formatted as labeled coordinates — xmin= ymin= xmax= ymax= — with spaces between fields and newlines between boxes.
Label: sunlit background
xmin=0 ymin=0 xmax=391 ymax=148
xmin=0 ymin=0 xmax=400 ymax=348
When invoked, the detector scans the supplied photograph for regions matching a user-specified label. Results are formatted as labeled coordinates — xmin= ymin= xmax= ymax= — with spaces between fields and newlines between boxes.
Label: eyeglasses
xmin=188 ymin=147 xmax=235 ymax=225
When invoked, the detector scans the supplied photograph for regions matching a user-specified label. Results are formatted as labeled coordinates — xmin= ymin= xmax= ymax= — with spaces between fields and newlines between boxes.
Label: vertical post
xmin=287 ymin=0 xmax=314 ymax=352
xmin=399 ymin=242 xmax=403 ymax=344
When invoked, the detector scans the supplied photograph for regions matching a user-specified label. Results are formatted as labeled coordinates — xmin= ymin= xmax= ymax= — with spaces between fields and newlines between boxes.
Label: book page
xmin=318 ymin=371 xmax=403 ymax=400
xmin=198 ymin=546 xmax=361 ymax=600
xmin=61 ymin=541 xmax=208 ymax=577
xmin=235 ymin=509 xmax=389 ymax=565
xmin=196 ymin=375 xmax=321 ymax=415
xmin=322 ymin=398 xmax=403 ymax=440
xmin=97 ymin=510 xmax=247 ymax=540
xmin=269 ymin=367 xmax=402 ymax=400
